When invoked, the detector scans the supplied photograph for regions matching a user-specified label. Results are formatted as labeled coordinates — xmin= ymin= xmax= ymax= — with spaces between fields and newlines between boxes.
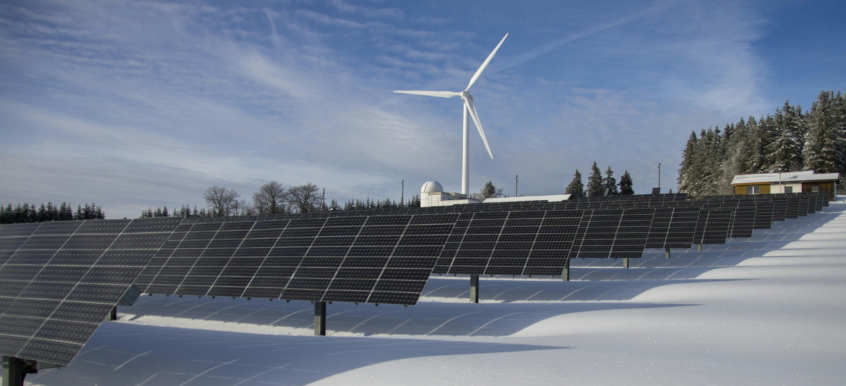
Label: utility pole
xmin=658 ymin=163 xmax=661 ymax=190
xmin=322 ymin=188 xmax=325 ymax=210
xmin=401 ymin=179 xmax=404 ymax=207
xmin=516 ymin=175 xmax=518 ymax=197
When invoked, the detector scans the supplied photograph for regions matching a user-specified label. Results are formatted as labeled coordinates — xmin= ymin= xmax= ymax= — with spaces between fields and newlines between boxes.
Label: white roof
xmin=731 ymin=171 xmax=840 ymax=185
xmin=483 ymin=194 xmax=571 ymax=203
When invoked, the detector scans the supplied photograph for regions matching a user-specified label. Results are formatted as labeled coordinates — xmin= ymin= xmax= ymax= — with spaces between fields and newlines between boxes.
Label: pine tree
xmin=831 ymin=91 xmax=846 ymax=174
xmin=602 ymin=167 xmax=618 ymax=196
xmin=586 ymin=162 xmax=604 ymax=196
xmin=771 ymin=101 xmax=804 ymax=171
xmin=565 ymin=170 xmax=585 ymax=198
xmin=678 ymin=131 xmax=697 ymax=195
xmin=805 ymin=91 xmax=839 ymax=172
xmin=619 ymin=171 xmax=634 ymax=195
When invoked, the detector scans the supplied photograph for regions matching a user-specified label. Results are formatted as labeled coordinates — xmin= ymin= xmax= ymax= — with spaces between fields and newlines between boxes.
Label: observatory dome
xmin=421 ymin=181 xmax=444 ymax=194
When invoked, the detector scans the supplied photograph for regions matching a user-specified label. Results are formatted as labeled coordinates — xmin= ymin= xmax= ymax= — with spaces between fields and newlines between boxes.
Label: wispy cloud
xmin=329 ymin=0 xmax=404 ymax=20
xmin=0 ymin=0 xmax=792 ymax=218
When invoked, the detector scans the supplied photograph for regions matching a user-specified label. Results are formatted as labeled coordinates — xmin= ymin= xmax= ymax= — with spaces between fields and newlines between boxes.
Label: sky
xmin=1 ymin=0 xmax=844 ymax=219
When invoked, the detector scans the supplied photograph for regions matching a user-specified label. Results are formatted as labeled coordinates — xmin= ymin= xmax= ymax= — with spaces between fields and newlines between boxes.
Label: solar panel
xmin=797 ymin=196 xmax=810 ymax=216
xmin=608 ymin=208 xmax=654 ymax=259
xmin=644 ymin=208 xmax=673 ymax=249
xmin=446 ymin=211 xmax=508 ymax=275
xmin=771 ymin=198 xmax=788 ymax=222
xmin=694 ymin=209 xmax=733 ymax=245
xmin=729 ymin=206 xmax=755 ymax=238
xmin=431 ymin=213 xmax=472 ymax=275
xmin=753 ymin=202 xmax=773 ymax=229
xmin=568 ymin=209 xmax=620 ymax=259
xmin=785 ymin=195 xmax=800 ymax=218
xmin=0 ymin=218 xmax=180 ymax=366
xmin=664 ymin=207 xmax=700 ymax=248
xmin=811 ymin=193 xmax=823 ymax=212
xmin=138 ymin=214 xmax=457 ymax=306
xmin=522 ymin=210 xmax=582 ymax=276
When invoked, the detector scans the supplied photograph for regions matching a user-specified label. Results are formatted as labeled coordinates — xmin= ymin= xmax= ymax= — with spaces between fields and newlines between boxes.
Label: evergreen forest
xmin=678 ymin=90 xmax=846 ymax=198
xmin=0 ymin=202 xmax=105 ymax=224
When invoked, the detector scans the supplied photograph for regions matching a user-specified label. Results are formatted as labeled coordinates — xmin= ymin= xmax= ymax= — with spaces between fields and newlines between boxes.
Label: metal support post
xmin=665 ymin=247 xmax=671 ymax=259
xmin=623 ymin=258 xmax=629 ymax=269
xmin=107 ymin=306 xmax=117 ymax=321
xmin=469 ymin=275 xmax=479 ymax=303
xmin=2 ymin=356 xmax=37 ymax=386
xmin=562 ymin=258 xmax=570 ymax=281
xmin=314 ymin=302 xmax=326 ymax=336
xmin=698 ymin=244 xmax=702 ymax=251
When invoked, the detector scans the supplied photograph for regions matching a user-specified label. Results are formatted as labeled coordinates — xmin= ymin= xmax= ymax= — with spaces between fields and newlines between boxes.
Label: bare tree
xmin=252 ymin=181 xmax=287 ymax=214
xmin=233 ymin=198 xmax=255 ymax=216
xmin=287 ymin=183 xmax=321 ymax=213
xmin=203 ymin=186 xmax=240 ymax=217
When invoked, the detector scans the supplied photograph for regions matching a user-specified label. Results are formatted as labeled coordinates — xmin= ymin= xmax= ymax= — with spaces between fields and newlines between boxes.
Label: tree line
xmin=468 ymin=165 xmax=635 ymax=203
xmin=140 ymin=182 xmax=427 ymax=218
xmin=0 ymin=202 xmax=105 ymax=224
xmin=678 ymin=90 xmax=846 ymax=198
xmin=564 ymin=162 xmax=635 ymax=198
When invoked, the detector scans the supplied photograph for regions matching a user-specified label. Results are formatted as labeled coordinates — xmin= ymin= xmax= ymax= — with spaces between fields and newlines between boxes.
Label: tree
xmin=565 ymin=170 xmax=584 ymax=198
xmin=203 ymin=186 xmax=241 ymax=217
xmin=602 ymin=167 xmax=618 ymax=196
xmin=804 ymin=91 xmax=839 ymax=173
xmin=252 ymin=181 xmax=287 ymax=214
xmin=474 ymin=181 xmax=504 ymax=201
xmin=771 ymin=101 xmax=805 ymax=172
xmin=287 ymin=183 xmax=321 ymax=213
xmin=677 ymin=131 xmax=697 ymax=195
xmin=233 ymin=198 xmax=255 ymax=216
xmin=619 ymin=170 xmax=634 ymax=195
xmin=586 ymin=161 xmax=604 ymax=197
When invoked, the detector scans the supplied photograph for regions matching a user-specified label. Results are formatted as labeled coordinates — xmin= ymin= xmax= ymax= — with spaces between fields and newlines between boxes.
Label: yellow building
xmin=731 ymin=171 xmax=840 ymax=201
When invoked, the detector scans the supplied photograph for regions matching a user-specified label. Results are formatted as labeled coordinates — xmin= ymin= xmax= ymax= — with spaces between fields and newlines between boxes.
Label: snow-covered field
xmin=26 ymin=199 xmax=846 ymax=385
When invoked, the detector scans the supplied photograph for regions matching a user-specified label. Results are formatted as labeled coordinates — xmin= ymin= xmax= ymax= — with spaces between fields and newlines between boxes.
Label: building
xmin=419 ymin=181 xmax=571 ymax=207
xmin=419 ymin=181 xmax=480 ymax=207
xmin=482 ymin=194 xmax=570 ymax=203
xmin=731 ymin=171 xmax=840 ymax=201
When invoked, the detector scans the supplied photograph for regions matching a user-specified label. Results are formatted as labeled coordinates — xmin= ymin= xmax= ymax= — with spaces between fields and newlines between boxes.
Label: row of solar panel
xmin=0 ymin=193 xmax=827 ymax=366
xmin=208 ymin=192 xmax=825 ymax=220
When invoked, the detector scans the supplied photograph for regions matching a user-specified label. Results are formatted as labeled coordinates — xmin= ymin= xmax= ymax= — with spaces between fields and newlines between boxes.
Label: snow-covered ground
xmin=25 ymin=199 xmax=846 ymax=385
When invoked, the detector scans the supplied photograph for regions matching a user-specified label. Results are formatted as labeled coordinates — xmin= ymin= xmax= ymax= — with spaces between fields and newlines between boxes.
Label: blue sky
xmin=1 ymin=0 xmax=844 ymax=219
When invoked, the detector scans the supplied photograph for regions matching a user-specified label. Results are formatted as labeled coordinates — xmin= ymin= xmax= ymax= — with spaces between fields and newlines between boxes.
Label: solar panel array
xmin=0 ymin=218 xmax=180 ymax=366
xmin=0 ymin=191 xmax=828 ymax=367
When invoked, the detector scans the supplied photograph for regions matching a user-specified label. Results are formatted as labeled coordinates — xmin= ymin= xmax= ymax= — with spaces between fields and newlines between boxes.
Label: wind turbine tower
xmin=394 ymin=34 xmax=508 ymax=195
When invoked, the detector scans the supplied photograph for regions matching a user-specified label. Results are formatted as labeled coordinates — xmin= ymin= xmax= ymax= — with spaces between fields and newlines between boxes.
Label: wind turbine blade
xmin=394 ymin=90 xmax=461 ymax=98
xmin=465 ymin=99 xmax=493 ymax=159
xmin=466 ymin=33 xmax=508 ymax=91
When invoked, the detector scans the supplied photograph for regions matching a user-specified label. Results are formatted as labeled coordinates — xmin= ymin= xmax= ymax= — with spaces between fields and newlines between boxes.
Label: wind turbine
xmin=394 ymin=33 xmax=508 ymax=195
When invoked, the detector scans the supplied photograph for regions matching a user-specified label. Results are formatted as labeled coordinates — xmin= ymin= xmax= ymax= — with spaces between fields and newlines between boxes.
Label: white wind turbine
xmin=394 ymin=33 xmax=508 ymax=195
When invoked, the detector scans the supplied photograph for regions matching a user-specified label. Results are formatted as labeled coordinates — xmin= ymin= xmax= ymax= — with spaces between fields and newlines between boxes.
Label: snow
xmin=23 ymin=198 xmax=846 ymax=385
